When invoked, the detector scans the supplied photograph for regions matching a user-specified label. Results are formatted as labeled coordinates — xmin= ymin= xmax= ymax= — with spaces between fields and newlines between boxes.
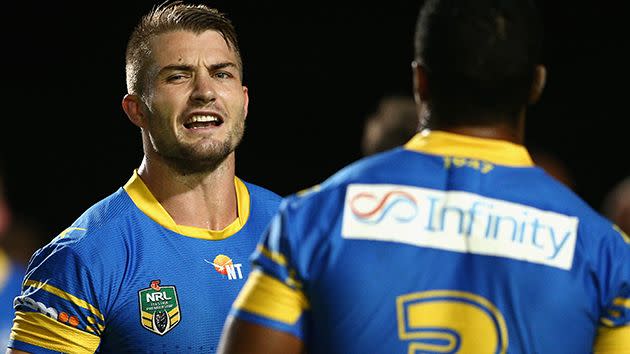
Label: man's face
xmin=140 ymin=30 xmax=248 ymax=171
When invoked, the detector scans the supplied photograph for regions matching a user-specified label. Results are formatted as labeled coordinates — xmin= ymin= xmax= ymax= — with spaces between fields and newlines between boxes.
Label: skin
xmin=215 ymin=62 xmax=548 ymax=354
xmin=8 ymin=29 xmax=250 ymax=354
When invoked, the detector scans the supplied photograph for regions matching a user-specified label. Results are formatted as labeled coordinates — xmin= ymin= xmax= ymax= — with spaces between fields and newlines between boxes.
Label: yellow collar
xmin=123 ymin=170 xmax=250 ymax=240
xmin=404 ymin=130 xmax=534 ymax=167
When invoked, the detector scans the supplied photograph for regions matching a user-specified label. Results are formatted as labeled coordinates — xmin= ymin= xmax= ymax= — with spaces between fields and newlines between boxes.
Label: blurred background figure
xmin=529 ymin=147 xmax=575 ymax=190
xmin=602 ymin=176 xmax=630 ymax=234
xmin=361 ymin=94 xmax=420 ymax=156
xmin=0 ymin=164 xmax=27 ymax=350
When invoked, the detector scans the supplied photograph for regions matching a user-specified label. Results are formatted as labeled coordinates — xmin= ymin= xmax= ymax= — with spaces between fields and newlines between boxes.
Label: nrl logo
xmin=138 ymin=280 xmax=181 ymax=335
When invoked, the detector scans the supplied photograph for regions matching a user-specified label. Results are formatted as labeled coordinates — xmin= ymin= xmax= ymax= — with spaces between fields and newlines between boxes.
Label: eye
xmin=166 ymin=73 xmax=190 ymax=82
xmin=214 ymin=71 xmax=234 ymax=80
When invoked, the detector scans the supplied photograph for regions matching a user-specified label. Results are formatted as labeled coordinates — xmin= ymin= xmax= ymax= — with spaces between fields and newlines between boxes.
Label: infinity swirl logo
xmin=350 ymin=190 xmax=418 ymax=224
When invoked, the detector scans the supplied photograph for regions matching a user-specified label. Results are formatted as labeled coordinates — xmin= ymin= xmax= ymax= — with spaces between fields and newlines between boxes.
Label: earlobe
xmin=529 ymin=65 xmax=547 ymax=104
xmin=122 ymin=94 xmax=146 ymax=128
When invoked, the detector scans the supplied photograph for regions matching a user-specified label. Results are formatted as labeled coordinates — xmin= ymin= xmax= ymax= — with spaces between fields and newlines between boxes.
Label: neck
xmin=431 ymin=110 xmax=526 ymax=145
xmin=137 ymin=153 xmax=238 ymax=230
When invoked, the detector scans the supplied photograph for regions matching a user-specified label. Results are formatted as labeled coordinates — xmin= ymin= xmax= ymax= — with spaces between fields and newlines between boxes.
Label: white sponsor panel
xmin=342 ymin=184 xmax=578 ymax=270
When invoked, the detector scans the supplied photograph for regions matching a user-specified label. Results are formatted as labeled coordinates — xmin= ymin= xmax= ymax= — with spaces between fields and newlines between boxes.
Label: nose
xmin=190 ymin=73 xmax=215 ymax=105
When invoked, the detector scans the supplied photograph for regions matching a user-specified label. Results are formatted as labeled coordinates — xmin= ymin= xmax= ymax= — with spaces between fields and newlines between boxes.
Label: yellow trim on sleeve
xmin=594 ymin=325 xmax=630 ymax=353
xmin=256 ymin=244 xmax=287 ymax=266
xmin=613 ymin=297 xmax=630 ymax=309
xmin=24 ymin=280 xmax=104 ymax=321
xmin=10 ymin=311 xmax=100 ymax=354
xmin=404 ymin=130 xmax=534 ymax=167
xmin=233 ymin=269 xmax=309 ymax=325
xmin=123 ymin=170 xmax=251 ymax=240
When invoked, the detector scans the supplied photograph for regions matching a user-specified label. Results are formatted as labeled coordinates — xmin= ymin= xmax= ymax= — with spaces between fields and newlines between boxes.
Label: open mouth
xmin=183 ymin=114 xmax=224 ymax=129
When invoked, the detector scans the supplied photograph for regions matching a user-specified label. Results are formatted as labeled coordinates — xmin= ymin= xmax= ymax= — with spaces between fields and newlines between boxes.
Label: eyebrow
xmin=158 ymin=61 xmax=239 ymax=75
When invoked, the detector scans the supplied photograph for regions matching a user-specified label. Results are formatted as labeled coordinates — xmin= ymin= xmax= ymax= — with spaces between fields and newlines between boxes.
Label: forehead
xmin=149 ymin=30 xmax=238 ymax=67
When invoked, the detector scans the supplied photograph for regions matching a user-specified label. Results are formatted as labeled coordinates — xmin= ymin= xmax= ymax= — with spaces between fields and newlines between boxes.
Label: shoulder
xmin=240 ymin=179 xmax=283 ymax=213
xmin=32 ymin=187 xmax=138 ymax=267
xmin=276 ymin=151 xmax=408 ymax=228
xmin=241 ymin=180 xmax=282 ymax=202
xmin=289 ymin=149 xmax=416 ymax=203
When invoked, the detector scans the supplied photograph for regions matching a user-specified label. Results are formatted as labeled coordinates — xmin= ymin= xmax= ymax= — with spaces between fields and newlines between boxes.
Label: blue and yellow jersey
xmin=231 ymin=130 xmax=630 ymax=354
xmin=8 ymin=171 xmax=281 ymax=353
xmin=1 ymin=249 xmax=25 ymax=350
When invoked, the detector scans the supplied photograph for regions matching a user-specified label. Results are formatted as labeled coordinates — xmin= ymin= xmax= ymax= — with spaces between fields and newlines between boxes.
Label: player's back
xmin=274 ymin=131 xmax=630 ymax=353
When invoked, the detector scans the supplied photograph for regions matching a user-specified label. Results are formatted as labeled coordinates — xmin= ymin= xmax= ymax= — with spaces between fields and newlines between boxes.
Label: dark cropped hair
xmin=415 ymin=0 xmax=543 ymax=123
xmin=125 ymin=1 xmax=242 ymax=96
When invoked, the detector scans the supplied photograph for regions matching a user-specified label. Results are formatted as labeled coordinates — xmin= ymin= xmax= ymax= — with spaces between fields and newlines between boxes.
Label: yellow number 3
xmin=397 ymin=290 xmax=509 ymax=353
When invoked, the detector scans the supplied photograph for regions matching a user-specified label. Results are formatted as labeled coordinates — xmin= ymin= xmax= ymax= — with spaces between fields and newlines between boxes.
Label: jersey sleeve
xmin=229 ymin=199 xmax=310 ymax=339
xmin=593 ymin=224 xmax=630 ymax=352
xmin=8 ymin=230 xmax=105 ymax=354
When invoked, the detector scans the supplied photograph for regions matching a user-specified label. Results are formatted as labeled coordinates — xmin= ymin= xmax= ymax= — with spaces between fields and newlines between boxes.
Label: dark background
xmin=2 ymin=1 xmax=628 ymax=248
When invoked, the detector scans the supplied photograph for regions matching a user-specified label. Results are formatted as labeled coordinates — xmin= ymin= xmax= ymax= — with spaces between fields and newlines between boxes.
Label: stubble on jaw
xmin=163 ymin=117 xmax=246 ymax=176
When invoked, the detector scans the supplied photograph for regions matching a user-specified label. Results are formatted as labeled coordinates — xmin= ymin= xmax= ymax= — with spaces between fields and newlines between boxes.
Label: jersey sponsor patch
xmin=138 ymin=280 xmax=181 ymax=335
xmin=342 ymin=184 xmax=578 ymax=270
xmin=204 ymin=254 xmax=244 ymax=280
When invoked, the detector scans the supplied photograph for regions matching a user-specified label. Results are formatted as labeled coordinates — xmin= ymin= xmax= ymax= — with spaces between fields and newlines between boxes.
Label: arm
xmin=6 ymin=350 xmax=31 ymax=354
xmin=7 ymin=230 xmax=104 ymax=353
xmin=217 ymin=316 xmax=303 ymax=354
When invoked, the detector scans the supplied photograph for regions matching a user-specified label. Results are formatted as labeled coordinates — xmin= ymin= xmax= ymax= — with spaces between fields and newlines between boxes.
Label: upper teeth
xmin=189 ymin=115 xmax=219 ymax=123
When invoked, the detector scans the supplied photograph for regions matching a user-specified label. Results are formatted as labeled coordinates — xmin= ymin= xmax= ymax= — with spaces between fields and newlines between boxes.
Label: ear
xmin=528 ymin=65 xmax=547 ymax=104
xmin=412 ymin=60 xmax=429 ymax=104
xmin=122 ymin=94 xmax=147 ymax=129
xmin=412 ymin=60 xmax=430 ymax=128
xmin=242 ymin=86 xmax=249 ymax=119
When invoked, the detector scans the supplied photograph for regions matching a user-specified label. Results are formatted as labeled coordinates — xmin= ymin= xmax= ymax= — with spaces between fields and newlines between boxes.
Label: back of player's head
xmin=414 ymin=0 xmax=543 ymax=124
xmin=125 ymin=1 xmax=242 ymax=96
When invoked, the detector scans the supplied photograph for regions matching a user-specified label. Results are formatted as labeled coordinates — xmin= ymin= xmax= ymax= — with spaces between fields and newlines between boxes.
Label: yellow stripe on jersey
xmin=24 ymin=280 xmax=104 ymax=322
xmin=613 ymin=225 xmax=630 ymax=244
xmin=86 ymin=316 xmax=105 ymax=333
xmin=10 ymin=311 xmax=100 ymax=353
xmin=613 ymin=297 xmax=630 ymax=309
xmin=404 ymin=130 xmax=534 ymax=167
xmin=257 ymin=245 xmax=288 ymax=266
xmin=58 ymin=227 xmax=86 ymax=238
xmin=233 ymin=269 xmax=309 ymax=325
xmin=593 ymin=325 xmax=630 ymax=353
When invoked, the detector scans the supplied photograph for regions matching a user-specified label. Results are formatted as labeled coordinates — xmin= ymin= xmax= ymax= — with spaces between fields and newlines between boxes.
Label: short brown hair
xmin=125 ymin=1 xmax=242 ymax=95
